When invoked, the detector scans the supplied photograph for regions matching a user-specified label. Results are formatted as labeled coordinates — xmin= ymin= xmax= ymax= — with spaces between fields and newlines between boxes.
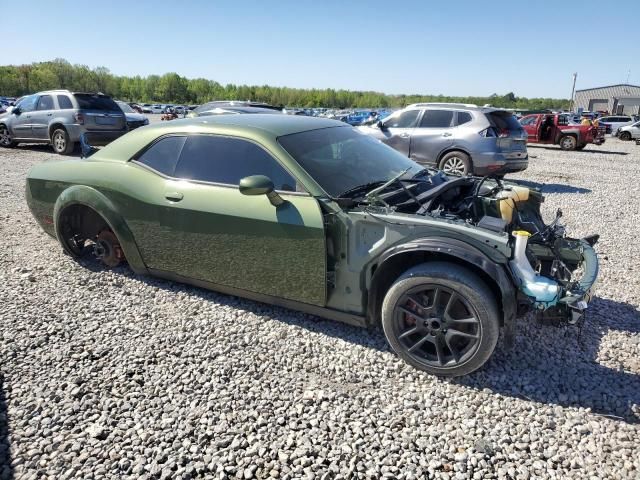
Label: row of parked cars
xmin=4 ymin=89 xmax=635 ymax=177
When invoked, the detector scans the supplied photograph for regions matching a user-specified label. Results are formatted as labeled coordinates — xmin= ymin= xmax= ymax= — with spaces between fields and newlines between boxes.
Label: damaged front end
xmin=366 ymin=171 xmax=599 ymax=324
xmin=479 ymin=184 xmax=599 ymax=325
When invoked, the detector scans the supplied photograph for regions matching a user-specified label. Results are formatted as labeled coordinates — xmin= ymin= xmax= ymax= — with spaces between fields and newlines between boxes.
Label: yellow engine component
xmin=496 ymin=186 xmax=530 ymax=223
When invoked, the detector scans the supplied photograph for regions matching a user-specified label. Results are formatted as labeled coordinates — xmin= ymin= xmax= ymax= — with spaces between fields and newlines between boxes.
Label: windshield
xmin=116 ymin=101 xmax=134 ymax=113
xmin=278 ymin=126 xmax=423 ymax=197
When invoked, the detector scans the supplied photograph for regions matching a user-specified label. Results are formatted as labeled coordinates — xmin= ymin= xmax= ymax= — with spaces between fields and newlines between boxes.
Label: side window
xmin=384 ymin=110 xmax=419 ymax=128
xmin=57 ymin=95 xmax=73 ymax=109
xmin=175 ymin=135 xmax=300 ymax=191
xmin=520 ymin=116 xmax=537 ymax=126
xmin=456 ymin=111 xmax=473 ymax=126
xmin=17 ymin=95 xmax=38 ymax=112
xmin=136 ymin=135 xmax=186 ymax=176
xmin=36 ymin=95 xmax=54 ymax=111
xmin=419 ymin=110 xmax=454 ymax=128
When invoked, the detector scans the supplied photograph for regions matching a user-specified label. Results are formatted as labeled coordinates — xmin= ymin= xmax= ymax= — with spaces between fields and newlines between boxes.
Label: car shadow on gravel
xmin=527 ymin=145 xmax=628 ymax=156
xmin=456 ymin=296 xmax=640 ymax=424
xmin=79 ymin=259 xmax=640 ymax=423
xmin=513 ymin=179 xmax=592 ymax=194
xmin=0 ymin=375 xmax=13 ymax=480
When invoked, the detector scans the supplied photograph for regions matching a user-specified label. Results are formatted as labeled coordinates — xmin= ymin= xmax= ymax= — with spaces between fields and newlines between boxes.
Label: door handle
xmin=442 ymin=132 xmax=453 ymax=137
xmin=399 ymin=133 xmax=410 ymax=138
xmin=164 ymin=192 xmax=184 ymax=202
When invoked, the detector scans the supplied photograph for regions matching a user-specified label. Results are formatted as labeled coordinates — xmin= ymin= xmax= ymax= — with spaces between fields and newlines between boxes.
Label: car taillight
xmin=74 ymin=112 xmax=85 ymax=124
xmin=498 ymin=128 xmax=510 ymax=138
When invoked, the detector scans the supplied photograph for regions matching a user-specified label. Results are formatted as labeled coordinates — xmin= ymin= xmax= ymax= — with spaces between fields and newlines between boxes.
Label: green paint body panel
xmin=25 ymin=116 xmax=515 ymax=322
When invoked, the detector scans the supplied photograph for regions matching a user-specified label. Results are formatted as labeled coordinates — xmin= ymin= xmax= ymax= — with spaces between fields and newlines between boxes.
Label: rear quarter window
xmin=135 ymin=135 xmax=187 ymax=176
xmin=456 ymin=111 xmax=473 ymax=126
xmin=57 ymin=95 xmax=73 ymax=109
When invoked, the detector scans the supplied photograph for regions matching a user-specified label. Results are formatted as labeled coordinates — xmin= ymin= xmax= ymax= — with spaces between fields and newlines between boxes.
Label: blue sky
xmin=3 ymin=0 xmax=638 ymax=98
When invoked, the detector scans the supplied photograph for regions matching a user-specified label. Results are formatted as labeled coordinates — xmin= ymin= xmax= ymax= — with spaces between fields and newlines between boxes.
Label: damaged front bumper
xmin=556 ymin=238 xmax=599 ymax=322
xmin=510 ymin=232 xmax=599 ymax=323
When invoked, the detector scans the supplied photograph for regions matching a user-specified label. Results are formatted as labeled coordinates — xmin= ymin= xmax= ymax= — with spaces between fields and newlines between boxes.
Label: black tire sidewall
xmin=0 ymin=125 xmax=15 ymax=147
xmin=52 ymin=128 xmax=73 ymax=155
xmin=620 ymin=132 xmax=631 ymax=141
xmin=439 ymin=152 xmax=471 ymax=176
xmin=381 ymin=262 xmax=500 ymax=377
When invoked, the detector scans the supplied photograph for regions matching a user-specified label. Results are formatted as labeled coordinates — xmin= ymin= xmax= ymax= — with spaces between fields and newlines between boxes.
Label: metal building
xmin=573 ymin=84 xmax=640 ymax=115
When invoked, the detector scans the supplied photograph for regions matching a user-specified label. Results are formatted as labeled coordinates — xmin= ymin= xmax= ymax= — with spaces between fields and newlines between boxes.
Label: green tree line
xmin=0 ymin=59 xmax=570 ymax=110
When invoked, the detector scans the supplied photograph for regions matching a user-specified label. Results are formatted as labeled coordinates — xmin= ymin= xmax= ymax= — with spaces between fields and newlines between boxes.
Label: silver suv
xmin=0 ymin=90 xmax=127 ymax=154
xmin=359 ymin=103 xmax=528 ymax=176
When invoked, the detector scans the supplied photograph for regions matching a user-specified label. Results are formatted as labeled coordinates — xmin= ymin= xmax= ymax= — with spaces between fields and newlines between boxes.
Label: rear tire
xmin=439 ymin=151 xmax=471 ymax=176
xmin=559 ymin=135 xmax=577 ymax=151
xmin=51 ymin=128 xmax=75 ymax=155
xmin=619 ymin=131 xmax=632 ymax=141
xmin=381 ymin=262 xmax=500 ymax=377
xmin=0 ymin=125 xmax=16 ymax=148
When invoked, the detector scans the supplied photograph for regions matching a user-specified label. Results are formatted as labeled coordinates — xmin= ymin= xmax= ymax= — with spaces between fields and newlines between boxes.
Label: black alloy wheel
xmin=382 ymin=262 xmax=500 ymax=377
xmin=392 ymin=285 xmax=481 ymax=368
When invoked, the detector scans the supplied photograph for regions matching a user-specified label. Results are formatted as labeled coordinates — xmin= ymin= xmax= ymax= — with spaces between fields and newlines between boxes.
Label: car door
xmin=519 ymin=115 xmax=539 ymax=142
xmin=8 ymin=94 xmax=38 ymax=139
xmin=378 ymin=109 xmax=421 ymax=156
xmin=129 ymin=134 xmax=327 ymax=306
xmin=409 ymin=109 xmax=455 ymax=166
xmin=31 ymin=94 xmax=55 ymax=140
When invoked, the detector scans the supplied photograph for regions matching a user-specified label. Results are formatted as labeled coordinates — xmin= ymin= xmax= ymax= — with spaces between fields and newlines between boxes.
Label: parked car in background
xmin=25 ymin=115 xmax=598 ymax=377
xmin=189 ymin=101 xmax=283 ymax=118
xmin=520 ymin=113 xmax=604 ymax=150
xmin=116 ymin=101 xmax=150 ymax=130
xmin=597 ymin=115 xmax=635 ymax=134
xmin=140 ymin=104 xmax=153 ymax=113
xmin=617 ymin=120 xmax=640 ymax=141
xmin=359 ymin=103 xmax=528 ymax=176
xmin=127 ymin=103 xmax=144 ymax=114
xmin=0 ymin=90 xmax=127 ymax=154
xmin=149 ymin=105 xmax=163 ymax=114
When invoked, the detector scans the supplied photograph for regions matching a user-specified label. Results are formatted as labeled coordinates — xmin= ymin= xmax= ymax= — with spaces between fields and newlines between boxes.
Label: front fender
xmin=368 ymin=237 xmax=517 ymax=344
xmin=53 ymin=185 xmax=148 ymax=274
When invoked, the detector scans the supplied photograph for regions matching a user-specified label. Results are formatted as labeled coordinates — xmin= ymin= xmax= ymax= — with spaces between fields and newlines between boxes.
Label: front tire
xmin=381 ymin=262 xmax=500 ymax=377
xmin=0 ymin=125 xmax=16 ymax=148
xmin=619 ymin=131 xmax=632 ymax=141
xmin=51 ymin=128 xmax=75 ymax=155
xmin=559 ymin=135 xmax=577 ymax=151
xmin=439 ymin=151 xmax=471 ymax=176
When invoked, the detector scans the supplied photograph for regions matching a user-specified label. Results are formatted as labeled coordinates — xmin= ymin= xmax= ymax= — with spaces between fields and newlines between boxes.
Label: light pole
xmin=569 ymin=73 xmax=577 ymax=112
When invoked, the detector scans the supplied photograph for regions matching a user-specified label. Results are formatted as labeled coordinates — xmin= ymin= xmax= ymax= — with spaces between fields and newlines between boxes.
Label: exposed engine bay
xmin=349 ymin=170 xmax=599 ymax=324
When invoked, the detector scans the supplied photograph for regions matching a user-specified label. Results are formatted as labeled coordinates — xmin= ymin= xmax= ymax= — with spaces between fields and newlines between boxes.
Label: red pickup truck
xmin=519 ymin=113 xmax=605 ymax=151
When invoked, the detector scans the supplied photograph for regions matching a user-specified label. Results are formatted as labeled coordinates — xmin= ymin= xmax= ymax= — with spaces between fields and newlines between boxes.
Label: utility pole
xmin=569 ymin=72 xmax=577 ymax=112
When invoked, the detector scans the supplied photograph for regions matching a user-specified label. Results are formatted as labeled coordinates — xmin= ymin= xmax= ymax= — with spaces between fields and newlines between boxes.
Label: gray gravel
xmin=1 ymin=139 xmax=639 ymax=479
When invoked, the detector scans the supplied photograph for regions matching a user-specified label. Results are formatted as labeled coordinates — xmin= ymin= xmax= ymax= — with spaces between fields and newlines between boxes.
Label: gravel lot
xmin=1 ymin=137 xmax=639 ymax=479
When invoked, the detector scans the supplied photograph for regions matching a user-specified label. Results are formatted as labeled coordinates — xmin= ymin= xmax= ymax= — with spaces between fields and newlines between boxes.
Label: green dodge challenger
xmin=24 ymin=115 xmax=599 ymax=376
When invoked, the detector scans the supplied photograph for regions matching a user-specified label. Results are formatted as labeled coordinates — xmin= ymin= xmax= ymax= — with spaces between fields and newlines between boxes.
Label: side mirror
xmin=12 ymin=107 xmax=21 ymax=115
xmin=239 ymin=175 xmax=283 ymax=206
xmin=377 ymin=120 xmax=386 ymax=129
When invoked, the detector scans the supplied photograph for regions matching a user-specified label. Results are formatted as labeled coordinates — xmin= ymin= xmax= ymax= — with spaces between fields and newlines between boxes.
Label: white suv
xmin=618 ymin=120 xmax=640 ymax=141
xmin=598 ymin=115 xmax=635 ymax=134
